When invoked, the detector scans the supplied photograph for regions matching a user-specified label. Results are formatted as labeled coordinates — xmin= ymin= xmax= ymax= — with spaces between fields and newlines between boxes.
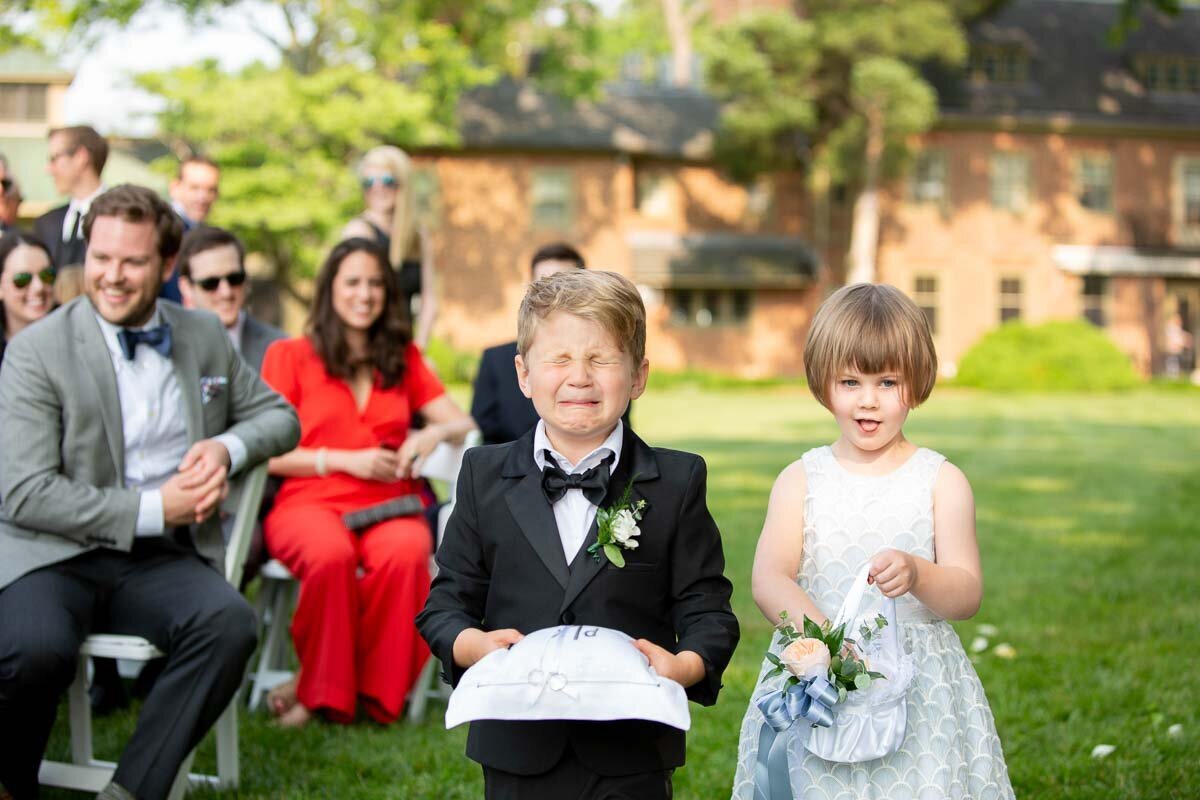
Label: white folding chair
xmin=246 ymin=431 xmax=480 ymax=720
xmin=38 ymin=462 xmax=270 ymax=799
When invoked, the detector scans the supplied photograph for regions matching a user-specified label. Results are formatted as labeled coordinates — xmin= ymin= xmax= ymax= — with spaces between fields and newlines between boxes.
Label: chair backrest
xmin=224 ymin=462 xmax=270 ymax=587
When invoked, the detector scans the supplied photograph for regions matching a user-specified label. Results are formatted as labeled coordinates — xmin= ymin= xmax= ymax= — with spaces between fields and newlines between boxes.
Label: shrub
xmin=954 ymin=319 xmax=1140 ymax=391
xmin=424 ymin=337 xmax=480 ymax=386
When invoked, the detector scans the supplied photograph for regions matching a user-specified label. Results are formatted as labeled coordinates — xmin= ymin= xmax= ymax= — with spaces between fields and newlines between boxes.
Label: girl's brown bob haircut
xmin=517 ymin=269 xmax=646 ymax=369
xmin=804 ymin=283 xmax=937 ymax=409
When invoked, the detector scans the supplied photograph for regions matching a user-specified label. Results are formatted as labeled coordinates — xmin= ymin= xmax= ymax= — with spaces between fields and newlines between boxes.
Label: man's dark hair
xmin=84 ymin=184 xmax=184 ymax=261
xmin=529 ymin=242 xmax=585 ymax=277
xmin=49 ymin=125 xmax=109 ymax=175
xmin=307 ymin=237 xmax=412 ymax=389
xmin=178 ymin=154 xmax=220 ymax=179
xmin=176 ymin=225 xmax=245 ymax=280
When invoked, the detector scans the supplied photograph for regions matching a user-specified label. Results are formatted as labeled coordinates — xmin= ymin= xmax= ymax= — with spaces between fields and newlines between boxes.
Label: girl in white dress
xmin=731 ymin=284 xmax=1015 ymax=800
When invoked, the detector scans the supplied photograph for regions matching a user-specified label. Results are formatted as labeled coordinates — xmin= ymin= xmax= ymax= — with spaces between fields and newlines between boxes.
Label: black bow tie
xmin=541 ymin=451 xmax=614 ymax=506
xmin=117 ymin=324 xmax=172 ymax=361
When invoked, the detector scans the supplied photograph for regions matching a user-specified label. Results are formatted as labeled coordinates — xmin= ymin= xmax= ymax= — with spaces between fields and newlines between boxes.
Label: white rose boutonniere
xmin=588 ymin=478 xmax=647 ymax=568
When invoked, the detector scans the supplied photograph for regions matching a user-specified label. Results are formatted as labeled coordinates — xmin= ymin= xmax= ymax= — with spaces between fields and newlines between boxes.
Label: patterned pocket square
xmin=200 ymin=376 xmax=229 ymax=405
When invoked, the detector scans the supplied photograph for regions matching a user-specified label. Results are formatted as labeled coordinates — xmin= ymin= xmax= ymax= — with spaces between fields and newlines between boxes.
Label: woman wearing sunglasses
xmin=342 ymin=146 xmax=438 ymax=349
xmin=0 ymin=231 xmax=55 ymax=367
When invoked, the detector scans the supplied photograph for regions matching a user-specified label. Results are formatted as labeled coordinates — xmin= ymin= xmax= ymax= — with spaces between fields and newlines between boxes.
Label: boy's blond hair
xmin=517 ymin=270 xmax=646 ymax=368
xmin=804 ymin=283 xmax=937 ymax=408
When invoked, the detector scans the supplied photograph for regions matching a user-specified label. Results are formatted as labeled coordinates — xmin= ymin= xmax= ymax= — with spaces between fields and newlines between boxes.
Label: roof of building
xmin=458 ymin=79 xmax=719 ymax=159
xmin=0 ymin=48 xmax=72 ymax=82
xmin=930 ymin=0 xmax=1200 ymax=131
xmin=457 ymin=1 xmax=1200 ymax=158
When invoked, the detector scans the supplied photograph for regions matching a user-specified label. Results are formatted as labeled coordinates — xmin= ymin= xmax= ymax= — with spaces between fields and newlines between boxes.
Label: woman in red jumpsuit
xmin=260 ymin=237 xmax=475 ymax=727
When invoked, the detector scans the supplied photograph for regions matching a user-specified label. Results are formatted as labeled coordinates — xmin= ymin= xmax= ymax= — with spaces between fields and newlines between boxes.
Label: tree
xmin=704 ymin=1 xmax=963 ymax=284
xmin=1 ymin=1 xmax=613 ymax=298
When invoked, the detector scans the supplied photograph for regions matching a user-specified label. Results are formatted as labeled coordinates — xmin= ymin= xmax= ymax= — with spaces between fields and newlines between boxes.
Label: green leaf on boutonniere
xmin=603 ymin=543 xmax=625 ymax=568
xmin=803 ymin=616 xmax=823 ymax=641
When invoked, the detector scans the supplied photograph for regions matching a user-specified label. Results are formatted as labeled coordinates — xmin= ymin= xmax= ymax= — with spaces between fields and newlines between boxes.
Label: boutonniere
xmin=587 ymin=478 xmax=647 ymax=568
xmin=200 ymin=375 xmax=229 ymax=405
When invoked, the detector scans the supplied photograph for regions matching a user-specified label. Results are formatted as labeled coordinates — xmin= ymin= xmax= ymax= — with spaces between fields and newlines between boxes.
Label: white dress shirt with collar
xmin=93 ymin=306 xmax=247 ymax=537
xmin=533 ymin=419 xmax=624 ymax=564
xmin=62 ymin=184 xmax=106 ymax=242
xmin=227 ymin=311 xmax=246 ymax=354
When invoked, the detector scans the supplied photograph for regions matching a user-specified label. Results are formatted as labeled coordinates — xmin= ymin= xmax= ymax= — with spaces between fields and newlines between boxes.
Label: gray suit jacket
xmin=0 ymin=297 xmax=301 ymax=590
xmin=239 ymin=314 xmax=287 ymax=374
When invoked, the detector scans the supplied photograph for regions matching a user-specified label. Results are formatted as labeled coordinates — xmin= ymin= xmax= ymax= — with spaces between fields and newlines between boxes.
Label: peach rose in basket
xmin=780 ymin=638 xmax=832 ymax=680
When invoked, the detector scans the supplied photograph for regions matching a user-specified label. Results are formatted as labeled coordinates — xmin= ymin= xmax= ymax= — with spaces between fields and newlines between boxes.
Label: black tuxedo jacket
xmin=417 ymin=425 xmax=739 ymax=776
xmin=33 ymin=204 xmax=86 ymax=269
xmin=470 ymin=341 xmax=539 ymax=446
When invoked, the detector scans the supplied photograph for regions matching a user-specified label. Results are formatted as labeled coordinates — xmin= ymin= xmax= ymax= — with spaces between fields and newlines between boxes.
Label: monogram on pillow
xmin=200 ymin=376 xmax=229 ymax=405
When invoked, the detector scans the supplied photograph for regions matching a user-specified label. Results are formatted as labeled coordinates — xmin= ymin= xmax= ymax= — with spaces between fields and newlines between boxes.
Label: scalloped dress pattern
xmin=731 ymin=446 xmax=1015 ymax=800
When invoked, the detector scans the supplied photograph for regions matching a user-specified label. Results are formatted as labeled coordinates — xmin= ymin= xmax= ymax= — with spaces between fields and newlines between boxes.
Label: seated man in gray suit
xmin=0 ymin=185 xmax=300 ymax=800
xmin=176 ymin=225 xmax=285 ymax=372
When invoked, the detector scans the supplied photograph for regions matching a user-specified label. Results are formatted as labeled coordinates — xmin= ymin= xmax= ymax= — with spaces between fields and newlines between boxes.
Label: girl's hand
xmin=868 ymin=548 xmax=919 ymax=598
xmin=340 ymin=448 xmax=401 ymax=482
xmin=395 ymin=426 xmax=444 ymax=480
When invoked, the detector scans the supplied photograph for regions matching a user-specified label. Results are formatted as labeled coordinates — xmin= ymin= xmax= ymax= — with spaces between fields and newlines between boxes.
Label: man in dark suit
xmin=177 ymin=225 xmax=284 ymax=372
xmin=471 ymin=243 xmax=587 ymax=445
xmin=33 ymin=125 xmax=107 ymax=270
xmin=161 ymin=155 xmax=221 ymax=303
xmin=0 ymin=185 xmax=300 ymax=800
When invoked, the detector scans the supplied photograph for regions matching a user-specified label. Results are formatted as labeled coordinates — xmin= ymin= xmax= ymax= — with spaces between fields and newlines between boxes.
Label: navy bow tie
xmin=541 ymin=451 xmax=614 ymax=506
xmin=117 ymin=324 xmax=172 ymax=361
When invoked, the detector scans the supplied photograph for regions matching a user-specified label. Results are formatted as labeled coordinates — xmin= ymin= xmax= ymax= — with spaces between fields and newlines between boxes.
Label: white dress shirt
xmin=93 ymin=307 xmax=246 ymax=536
xmin=227 ymin=311 xmax=246 ymax=354
xmin=533 ymin=419 xmax=624 ymax=564
xmin=62 ymin=185 xmax=105 ymax=242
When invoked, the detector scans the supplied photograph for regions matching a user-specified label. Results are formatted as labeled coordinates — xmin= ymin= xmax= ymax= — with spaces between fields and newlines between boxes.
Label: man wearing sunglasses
xmin=33 ymin=125 xmax=108 ymax=270
xmin=0 ymin=176 xmax=21 ymax=233
xmin=0 ymin=185 xmax=300 ymax=800
xmin=177 ymin=225 xmax=284 ymax=372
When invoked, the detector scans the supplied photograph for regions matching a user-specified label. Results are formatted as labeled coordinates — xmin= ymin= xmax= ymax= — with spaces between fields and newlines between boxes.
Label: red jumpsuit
xmin=261 ymin=337 xmax=443 ymax=723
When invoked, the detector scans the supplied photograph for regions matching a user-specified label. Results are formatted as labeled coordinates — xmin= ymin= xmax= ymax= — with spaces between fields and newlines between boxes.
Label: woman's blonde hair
xmin=804 ymin=283 xmax=937 ymax=408
xmin=517 ymin=270 xmax=646 ymax=369
xmin=358 ymin=145 xmax=417 ymax=264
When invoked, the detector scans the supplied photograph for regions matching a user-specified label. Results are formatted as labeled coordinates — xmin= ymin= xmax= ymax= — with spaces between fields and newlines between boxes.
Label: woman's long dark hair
xmin=307 ymin=237 xmax=412 ymax=388
xmin=0 ymin=230 xmax=53 ymax=281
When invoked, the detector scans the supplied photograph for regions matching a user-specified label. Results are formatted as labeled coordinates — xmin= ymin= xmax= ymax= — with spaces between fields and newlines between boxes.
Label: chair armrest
xmin=225 ymin=461 xmax=269 ymax=587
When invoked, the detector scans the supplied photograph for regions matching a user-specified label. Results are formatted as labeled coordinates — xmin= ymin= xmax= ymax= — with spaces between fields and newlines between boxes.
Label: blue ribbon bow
xmin=753 ymin=675 xmax=839 ymax=800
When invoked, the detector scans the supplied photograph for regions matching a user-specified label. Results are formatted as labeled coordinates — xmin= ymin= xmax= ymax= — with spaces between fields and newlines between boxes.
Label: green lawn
xmin=44 ymin=386 xmax=1200 ymax=799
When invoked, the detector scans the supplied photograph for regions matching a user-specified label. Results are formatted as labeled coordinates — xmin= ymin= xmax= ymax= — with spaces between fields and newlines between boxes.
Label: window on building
xmin=999 ymin=277 xmax=1023 ymax=323
xmin=0 ymin=83 xmax=48 ymax=121
xmin=1180 ymin=158 xmax=1200 ymax=235
xmin=665 ymin=288 xmax=753 ymax=327
xmin=1076 ymin=154 xmax=1113 ymax=213
xmin=907 ymin=150 xmax=948 ymax=207
xmin=744 ymin=178 xmax=774 ymax=225
xmin=990 ymin=152 xmax=1030 ymax=212
xmin=1137 ymin=55 xmax=1200 ymax=93
xmin=531 ymin=168 xmax=573 ymax=229
xmin=1082 ymin=275 xmax=1108 ymax=327
xmin=969 ymin=45 xmax=1029 ymax=84
xmin=913 ymin=276 xmax=938 ymax=334
xmin=636 ymin=170 xmax=673 ymax=218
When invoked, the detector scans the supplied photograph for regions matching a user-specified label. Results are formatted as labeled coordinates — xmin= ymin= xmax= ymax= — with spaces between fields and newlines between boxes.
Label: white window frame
xmin=991 ymin=152 xmax=1030 ymax=213
xmin=531 ymin=168 xmax=574 ymax=230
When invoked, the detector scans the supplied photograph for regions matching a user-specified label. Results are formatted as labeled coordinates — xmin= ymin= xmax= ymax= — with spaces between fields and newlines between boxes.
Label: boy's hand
xmin=452 ymin=627 xmax=524 ymax=668
xmin=633 ymin=640 xmax=705 ymax=688
xmin=868 ymin=548 xmax=918 ymax=598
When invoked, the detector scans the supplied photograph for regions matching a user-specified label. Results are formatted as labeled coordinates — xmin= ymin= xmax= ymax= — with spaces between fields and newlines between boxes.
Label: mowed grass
xmin=43 ymin=386 xmax=1200 ymax=799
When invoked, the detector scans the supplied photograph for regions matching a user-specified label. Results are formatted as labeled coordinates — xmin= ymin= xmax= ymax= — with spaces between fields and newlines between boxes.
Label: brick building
xmin=420 ymin=0 xmax=1200 ymax=378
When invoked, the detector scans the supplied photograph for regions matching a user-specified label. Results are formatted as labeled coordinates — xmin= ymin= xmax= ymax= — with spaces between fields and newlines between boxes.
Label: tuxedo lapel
xmin=73 ymin=303 xmax=126 ymax=480
xmin=502 ymin=432 xmax=570 ymax=589
xmin=559 ymin=426 xmax=660 ymax=613
xmin=163 ymin=305 xmax=202 ymax=443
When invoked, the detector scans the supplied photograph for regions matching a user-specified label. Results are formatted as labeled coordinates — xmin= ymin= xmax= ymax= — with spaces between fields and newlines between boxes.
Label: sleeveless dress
xmin=731 ymin=446 xmax=1015 ymax=800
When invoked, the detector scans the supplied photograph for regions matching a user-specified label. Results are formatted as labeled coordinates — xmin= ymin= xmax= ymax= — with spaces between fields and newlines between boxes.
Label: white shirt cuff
xmin=213 ymin=433 xmax=248 ymax=475
xmin=136 ymin=489 xmax=166 ymax=537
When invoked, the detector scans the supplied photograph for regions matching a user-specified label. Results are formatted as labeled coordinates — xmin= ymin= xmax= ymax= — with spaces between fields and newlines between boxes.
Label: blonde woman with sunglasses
xmin=342 ymin=146 xmax=437 ymax=349
xmin=0 ymin=231 xmax=55 ymax=367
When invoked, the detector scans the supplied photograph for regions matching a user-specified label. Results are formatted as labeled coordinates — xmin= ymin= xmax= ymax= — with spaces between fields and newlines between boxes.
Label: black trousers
xmin=0 ymin=538 xmax=258 ymax=800
xmin=483 ymin=746 xmax=673 ymax=800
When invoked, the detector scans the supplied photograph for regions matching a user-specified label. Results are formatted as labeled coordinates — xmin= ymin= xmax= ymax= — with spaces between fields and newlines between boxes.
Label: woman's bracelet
xmin=315 ymin=447 xmax=329 ymax=477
